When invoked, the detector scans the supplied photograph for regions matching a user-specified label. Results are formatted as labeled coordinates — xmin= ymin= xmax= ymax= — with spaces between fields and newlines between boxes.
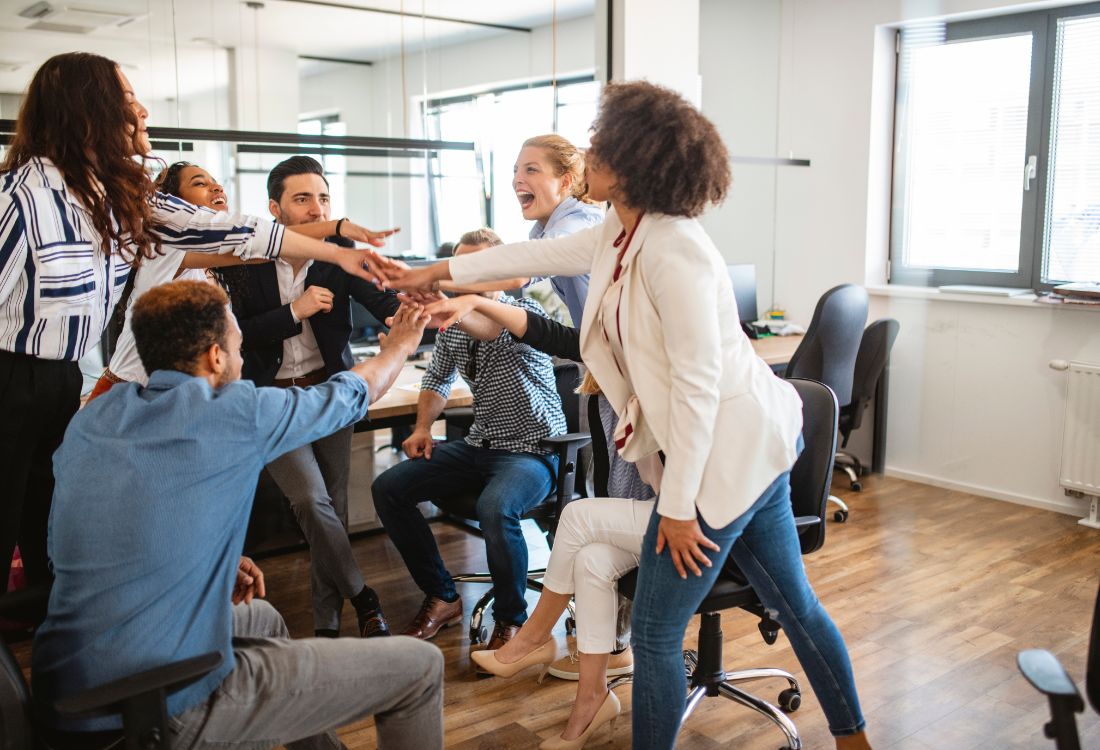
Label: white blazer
xmin=449 ymin=208 xmax=803 ymax=529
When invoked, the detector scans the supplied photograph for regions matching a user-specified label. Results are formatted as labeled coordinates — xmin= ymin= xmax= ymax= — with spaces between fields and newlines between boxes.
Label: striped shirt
xmin=421 ymin=294 xmax=566 ymax=454
xmin=0 ymin=157 xmax=285 ymax=360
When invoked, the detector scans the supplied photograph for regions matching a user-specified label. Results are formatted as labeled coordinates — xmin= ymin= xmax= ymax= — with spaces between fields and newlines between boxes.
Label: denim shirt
xmin=32 ymin=369 xmax=370 ymax=731
xmin=526 ymin=197 xmax=604 ymax=325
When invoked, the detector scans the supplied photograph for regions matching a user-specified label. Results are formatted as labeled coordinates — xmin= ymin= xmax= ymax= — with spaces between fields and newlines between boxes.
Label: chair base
xmin=451 ymin=568 xmax=577 ymax=644
xmin=607 ymin=613 xmax=803 ymax=749
xmin=827 ymin=495 xmax=849 ymax=523
xmin=835 ymin=451 xmax=863 ymax=491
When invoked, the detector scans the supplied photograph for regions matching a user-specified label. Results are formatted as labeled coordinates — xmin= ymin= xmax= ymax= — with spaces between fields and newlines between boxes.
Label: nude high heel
xmin=469 ymin=638 xmax=557 ymax=680
xmin=538 ymin=689 xmax=621 ymax=750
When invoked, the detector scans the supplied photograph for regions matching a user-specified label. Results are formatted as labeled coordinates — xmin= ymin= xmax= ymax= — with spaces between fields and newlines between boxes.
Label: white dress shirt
xmin=274 ymin=258 xmax=324 ymax=380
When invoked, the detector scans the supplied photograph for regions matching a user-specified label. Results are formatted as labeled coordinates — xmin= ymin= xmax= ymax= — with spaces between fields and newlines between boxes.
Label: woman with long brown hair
xmin=0 ymin=52 xmax=394 ymax=594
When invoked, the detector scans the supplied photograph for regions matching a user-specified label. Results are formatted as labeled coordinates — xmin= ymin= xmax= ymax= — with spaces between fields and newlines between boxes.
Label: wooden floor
xmin=10 ymin=475 xmax=1100 ymax=748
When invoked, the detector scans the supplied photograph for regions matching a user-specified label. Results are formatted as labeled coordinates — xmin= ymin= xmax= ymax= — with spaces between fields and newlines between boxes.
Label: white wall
xmin=700 ymin=0 xmax=1100 ymax=516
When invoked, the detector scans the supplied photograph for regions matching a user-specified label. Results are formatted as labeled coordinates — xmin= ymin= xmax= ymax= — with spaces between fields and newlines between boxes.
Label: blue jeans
xmin=630 ymin=469 xmax=865 ymax=748
xmin=371 ymin=440 xmax=557 ymax=624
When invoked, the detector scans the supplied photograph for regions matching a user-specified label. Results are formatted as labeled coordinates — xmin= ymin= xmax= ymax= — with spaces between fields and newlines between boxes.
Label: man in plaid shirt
xmin=372 ymin=228 xmax=566 ymax=650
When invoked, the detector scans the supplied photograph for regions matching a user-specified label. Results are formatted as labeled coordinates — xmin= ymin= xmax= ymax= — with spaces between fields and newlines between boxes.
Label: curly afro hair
xmin=590 ymin=81 xmax=730 ymax=218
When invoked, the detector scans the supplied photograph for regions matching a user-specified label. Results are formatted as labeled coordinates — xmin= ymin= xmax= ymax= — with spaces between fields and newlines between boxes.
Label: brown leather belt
xmin=101 ymin=367 xmax=126 ymax=385
xmin=272 ymin=367 xmax=328 ymax=388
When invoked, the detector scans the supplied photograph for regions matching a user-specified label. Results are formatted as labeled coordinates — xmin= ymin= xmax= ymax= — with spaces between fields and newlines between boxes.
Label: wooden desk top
xmin=367 ymin=335 xmax=799 ymax=421
xmin=367 ymin=361 xmax=472 ymax=421
xmin=751 ymin=334 xmax=803 ymax=366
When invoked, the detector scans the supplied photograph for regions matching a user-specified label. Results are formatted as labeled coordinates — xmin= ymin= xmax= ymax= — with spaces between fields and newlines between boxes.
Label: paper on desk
xmin=755 ymin=320 xmax=806 ymax=336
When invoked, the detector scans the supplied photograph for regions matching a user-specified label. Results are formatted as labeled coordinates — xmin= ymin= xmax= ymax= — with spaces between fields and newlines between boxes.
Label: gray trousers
xmin=266 ymin=425 xmax=365 ymax=631
xmin=170 ymin=600 xmax=444 ymax=750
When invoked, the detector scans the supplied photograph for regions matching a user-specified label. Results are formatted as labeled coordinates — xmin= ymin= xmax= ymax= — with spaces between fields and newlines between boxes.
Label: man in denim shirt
xmin=33 ymin=281 xmax=443 ymax=749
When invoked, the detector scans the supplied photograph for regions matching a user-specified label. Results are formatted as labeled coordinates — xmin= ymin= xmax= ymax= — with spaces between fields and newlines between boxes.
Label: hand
xmin=422 ymin=294 xmax=482 ymax=331
xmin=655 ymin=516 xmax=721 ymax=580
xmin=385 ymin=261 xmax=449 ymax=293
xmin=403 ymin=428 xmax=435 ymax=460
xmin=232 ymin=556 xmax=266 ymax=604
xmin=291 ymin=285 xmax=334 ymax=320
xmin=332 ymin=248 xmax=408 ymax=289
xmin=341 ymin=222 xmax=400 ymax=248
xmin=378 ymin=302 xmax=429 ymax=356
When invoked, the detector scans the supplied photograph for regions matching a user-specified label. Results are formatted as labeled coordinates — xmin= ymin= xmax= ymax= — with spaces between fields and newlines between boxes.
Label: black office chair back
xmin=787 ymin=378 xmax=839 ymax=555
xmin=839 ymin=318 xmax=899 ymax=446
xmin=0 ymin=641 xmax=30 ymax=750
xmin=785 ymin=284 xmax=868 ymax=408
xmin=554 ymin=362 xmax=584 ymax=435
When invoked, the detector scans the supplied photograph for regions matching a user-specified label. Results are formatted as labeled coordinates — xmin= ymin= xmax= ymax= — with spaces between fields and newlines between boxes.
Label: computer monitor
xmin=727 ymin=263 xmax=759 ymax=332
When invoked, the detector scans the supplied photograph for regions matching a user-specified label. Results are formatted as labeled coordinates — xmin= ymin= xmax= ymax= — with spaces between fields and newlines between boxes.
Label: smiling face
xmin=512 ymin=145 xmax=572 ymax=225
xmin=270 ymin=173 xmax=330 ymax=226
xmin=116 ymin=67 xmax=150 ymax=155
xmin=175 ymin=166 xmax=227 ymax=210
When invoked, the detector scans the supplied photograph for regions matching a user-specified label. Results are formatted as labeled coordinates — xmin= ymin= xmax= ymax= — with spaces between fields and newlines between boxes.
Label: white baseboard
xmin=884 ymin=467 xmax=1091 ymax=518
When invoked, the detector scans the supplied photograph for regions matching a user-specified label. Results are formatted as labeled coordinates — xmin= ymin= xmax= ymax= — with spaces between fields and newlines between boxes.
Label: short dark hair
xmin=132 ymin=281 xmax=230 ymax=376
xmin=589 ymin=81 xmax=730 ymax=218
xmin=457 ymin=227 xmax=503 ymax=248
xmin=267 ymin=155 xmax=329 ymax=202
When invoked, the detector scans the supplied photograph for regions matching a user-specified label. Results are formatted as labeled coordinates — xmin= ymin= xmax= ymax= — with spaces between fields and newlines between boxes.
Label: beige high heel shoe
xmin=538 ymin=690 xmax=621 ymax=750
xmin=470 ymin=638 xmax=557 ymax=682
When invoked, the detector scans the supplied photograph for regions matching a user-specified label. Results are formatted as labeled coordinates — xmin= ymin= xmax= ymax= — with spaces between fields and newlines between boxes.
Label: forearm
xmin=277 ymin=230 xmax=348 ymax=262
xmin=412 ymin=389 xmax=447 ymax=432
xmin=439 ymin=277 xmax=530 ymax=294
xmin=347 ymin=345 xmax=409 ymax=405
xmin=179 ymin=253 xmax=267 ymax=270
xmin=461 ymin=296 xmax=529 ymax=338
xmin=287 ymin=220 xmax=341 ymax=240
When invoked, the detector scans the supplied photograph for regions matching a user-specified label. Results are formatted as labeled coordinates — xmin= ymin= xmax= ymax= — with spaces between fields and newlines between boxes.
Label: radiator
xmin=1052 ymin=359 xmax=1100 ymax=529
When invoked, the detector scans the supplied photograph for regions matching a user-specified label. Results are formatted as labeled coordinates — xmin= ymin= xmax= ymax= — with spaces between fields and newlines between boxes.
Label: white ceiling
xmin=0 ymin=0 xmax=594 ymax=101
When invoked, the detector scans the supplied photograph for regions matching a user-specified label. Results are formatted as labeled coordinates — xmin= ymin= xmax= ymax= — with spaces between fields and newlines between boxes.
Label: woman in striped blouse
xmin=0 ymin=52 xmax=394 ymax=594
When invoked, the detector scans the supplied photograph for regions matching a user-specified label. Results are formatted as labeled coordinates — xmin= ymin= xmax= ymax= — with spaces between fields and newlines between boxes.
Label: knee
xmin=575 ymin=547 xmax=616 ymax=586
xmin=237 ymin=599 xmax=289 ymax=639
xmin=475 ymin=500 xmax=516 ymax=536
xmin=371 ymin=470 xmax=401 ymax=510
xmin=398 ymin=637 xmax=445 ymax=684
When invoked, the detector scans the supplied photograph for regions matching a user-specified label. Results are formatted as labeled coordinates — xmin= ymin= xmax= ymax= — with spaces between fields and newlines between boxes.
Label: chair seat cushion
xmin=616 ymin=564 xmax=759 ymax=614
xmin=432 ymin=492 xmax=580 ymax=522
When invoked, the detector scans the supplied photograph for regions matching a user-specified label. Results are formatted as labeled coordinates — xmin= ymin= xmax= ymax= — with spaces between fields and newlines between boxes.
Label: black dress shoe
xmin=359 ymin=608 xmax=392 ymax=638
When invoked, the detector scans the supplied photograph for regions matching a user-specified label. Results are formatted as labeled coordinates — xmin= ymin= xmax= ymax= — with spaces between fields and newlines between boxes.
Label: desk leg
xmin=872 ymin=359 xmax=890 ymax=475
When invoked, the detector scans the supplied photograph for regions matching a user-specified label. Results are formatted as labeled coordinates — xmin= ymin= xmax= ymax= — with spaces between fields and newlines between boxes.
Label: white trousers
xmin=542 ymin=497 xmax=655 ymax=654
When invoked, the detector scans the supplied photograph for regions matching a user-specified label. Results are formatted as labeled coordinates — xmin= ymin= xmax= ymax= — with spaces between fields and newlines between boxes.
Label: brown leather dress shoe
xmin=402 ymin=595 xmax=463 ymax=640
xmin=485 ymin=622 xmax=521 ymax=651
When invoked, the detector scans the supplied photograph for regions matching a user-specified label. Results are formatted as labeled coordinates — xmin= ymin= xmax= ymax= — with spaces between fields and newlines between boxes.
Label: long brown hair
xmin=1 ymin=52 xmax=159 ymax=260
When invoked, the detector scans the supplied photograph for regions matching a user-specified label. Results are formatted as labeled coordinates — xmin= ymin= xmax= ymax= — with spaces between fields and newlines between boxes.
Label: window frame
xmin=889 ymin=2 xmax=1100 ymax=290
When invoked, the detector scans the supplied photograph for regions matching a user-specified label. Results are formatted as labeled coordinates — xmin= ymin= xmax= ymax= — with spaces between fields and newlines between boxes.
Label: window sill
xmin=868 ymin=284 xmax=1100 ymax=312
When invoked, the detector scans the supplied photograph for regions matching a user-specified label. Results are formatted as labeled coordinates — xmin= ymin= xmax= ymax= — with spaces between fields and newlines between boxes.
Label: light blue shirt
xmin=526 ymin=197 xmax=604 ymax=325
xmin=33 ymin=369 xmax=370 ymax=731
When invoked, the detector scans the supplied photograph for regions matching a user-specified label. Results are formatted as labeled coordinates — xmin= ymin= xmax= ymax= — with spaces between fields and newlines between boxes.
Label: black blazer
xmin=217 ymin=254 xmax=401 ymax=386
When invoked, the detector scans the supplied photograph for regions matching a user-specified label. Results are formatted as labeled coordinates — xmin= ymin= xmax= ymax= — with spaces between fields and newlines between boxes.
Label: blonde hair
xmin=522 ymin=134 xmax=597 ymax=205
xmin=576 ymin=370 xmax=601 ymax=395
xmin=457 ymin=227 xmax=503 ymax=248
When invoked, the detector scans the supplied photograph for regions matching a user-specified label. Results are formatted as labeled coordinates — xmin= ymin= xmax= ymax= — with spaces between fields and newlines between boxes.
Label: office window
xmin=298 ymin=114 xmax=347 ymax=220
xmin=890 ymin=3 xmax=1100 ymax=288
xmin=425 ymin=76 xmax=599 ymax=247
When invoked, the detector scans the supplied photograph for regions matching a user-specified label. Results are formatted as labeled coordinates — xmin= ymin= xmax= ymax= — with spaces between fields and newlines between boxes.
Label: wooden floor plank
xmin=8 ymin=474 xmax=1099 ymax=748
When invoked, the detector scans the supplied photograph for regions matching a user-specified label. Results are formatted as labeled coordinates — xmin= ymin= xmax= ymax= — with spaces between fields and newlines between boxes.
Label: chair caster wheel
xmin=564 ymin=616 xmax=576 ymax=635
xmin=778 ymin=688 xmax=801 ymax=712
xmin=833 ymin=509 xmax=849 ymax=523
xmin=758 ymin=623 xmax=779 ymax=645
xmin=470 ymin=625 xmax=488 ymax=645
xmin=851 ymin=481 xmax=862 ymax=492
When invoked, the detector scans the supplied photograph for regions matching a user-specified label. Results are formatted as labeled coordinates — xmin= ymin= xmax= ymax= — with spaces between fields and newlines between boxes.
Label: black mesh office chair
xmin=1017 ymin=580 xmax=1100 ymax=750
xmin=434 ymin=362 xmax=592 ymax=644
xmin=0 ymin=588 xmax=223 ymax=750
xmin=835 ymin=319 xmax=899 ymax=492
xmin=784 ymin=284 xmax=867 ymax=522
xmin=608 ymin=378 xmax=839 ymax=750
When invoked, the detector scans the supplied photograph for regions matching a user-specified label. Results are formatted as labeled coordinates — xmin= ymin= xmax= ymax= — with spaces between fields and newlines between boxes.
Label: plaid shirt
xmin=421 ymin=294 xmax=566 ymax=454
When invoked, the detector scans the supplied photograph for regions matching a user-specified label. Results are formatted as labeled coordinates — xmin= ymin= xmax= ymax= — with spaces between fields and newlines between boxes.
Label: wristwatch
xmin=335 ymin=217 xmax=348 ymax=237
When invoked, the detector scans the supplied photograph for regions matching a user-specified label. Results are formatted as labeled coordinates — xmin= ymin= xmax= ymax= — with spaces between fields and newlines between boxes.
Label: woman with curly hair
xmin=385 ymin=80 xmax=870 ymax=750
xmin=0 ymin=52 xmax=394 ymax=594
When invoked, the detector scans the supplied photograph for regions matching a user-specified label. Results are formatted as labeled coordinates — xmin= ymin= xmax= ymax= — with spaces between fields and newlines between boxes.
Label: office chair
xmin=433 ymin=362 xmax=592 ymax=644
xmin=608 ymin=378 xmax=839 ymax=750
xmin=835 ymin=319 xmax=900 ymax=492
xmin=0 ymin=588 xmax=223 ymax=750
xmin=785 ymin=284 xmax=867 ymax=522
xmin=1017 ymin=579 xmax=1099 ymax=750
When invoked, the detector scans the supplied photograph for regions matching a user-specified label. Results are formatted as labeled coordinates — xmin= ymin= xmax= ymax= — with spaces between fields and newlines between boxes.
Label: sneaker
xmin=547 ymin=647 xmax=634 ymax=681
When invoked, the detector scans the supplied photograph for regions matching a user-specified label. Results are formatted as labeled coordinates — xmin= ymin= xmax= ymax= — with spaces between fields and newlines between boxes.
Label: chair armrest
xmin=1018 ymin=649 xmax=1085 ymax=708
xmin=540 ymin=432 xmax=593 ymax=449
xmin=56 ymin=652 xmax=223 ymax=717
xmin=793 ymin=516 xmax=821 ymax=534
